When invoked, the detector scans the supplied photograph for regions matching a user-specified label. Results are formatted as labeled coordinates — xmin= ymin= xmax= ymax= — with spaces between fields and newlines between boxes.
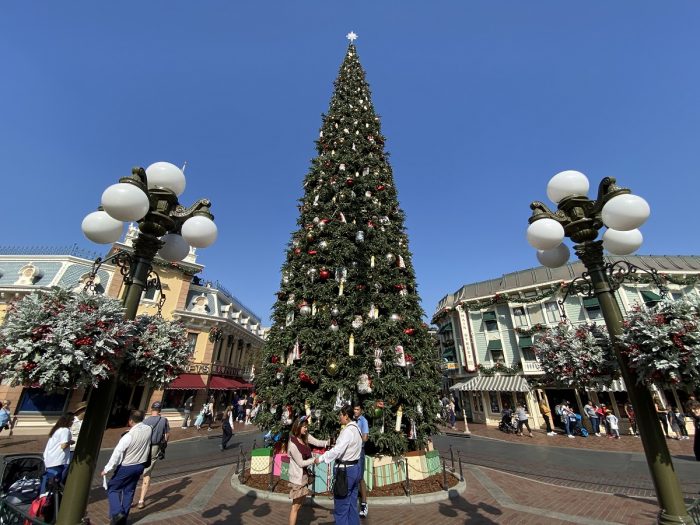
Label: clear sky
xmin=1 ymin=2 xmax=699 ymax=325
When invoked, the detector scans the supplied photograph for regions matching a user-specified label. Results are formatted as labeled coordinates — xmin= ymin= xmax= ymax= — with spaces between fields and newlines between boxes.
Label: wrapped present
xmin=280 ymin=455 xmax=291 ymax=481
xmin=373 ymin=455 xmax=406 ymax=487
xmin=405 ymin=450 xmax=429 ymax=481
xmin=426 ymin=450 xmax=441 ymax=476
xmin=312 ymin=453 xmax=334 ymax=493
xmin=273 ymin=453 xmax=289 ymax=477
xmin=250 ymin=447 xmax=273 ymax=475
xmin=363 ymin=453 xmax=374 ymax=491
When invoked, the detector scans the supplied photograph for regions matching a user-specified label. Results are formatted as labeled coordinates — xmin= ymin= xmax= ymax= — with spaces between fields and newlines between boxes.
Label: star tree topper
xmin=346 ymin=31 xmax=358 ymax=42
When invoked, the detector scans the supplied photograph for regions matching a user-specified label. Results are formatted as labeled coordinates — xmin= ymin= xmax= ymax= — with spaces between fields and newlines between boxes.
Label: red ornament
xmin=294 ymin=248 xmax=302 ymax=255
xmin=321 ymin=218 xmax=330 ymax=224
xmin=308 ymin=250 xmax=317 ymax=255
xmin=356 ymin=284 xmax=366 ymax=290
xmin=404 ymin=328 xmax=416 ymax=335
xmin=346 ymin=178 xmax=354 ymax=186
xmin=299 ymin=371 xmax=315 ymax=384
xmin=394 ymin=284 xmax=406 ymax=290
xmin=367 ymin=221 xmax=375 ymax=228
xmin=319 ymin=269 xmax=331 ymax=280
xmin=376 ymin=184 xmax=385 ymax=191
xmin=271 ymin=355 xmax=280 ymax=364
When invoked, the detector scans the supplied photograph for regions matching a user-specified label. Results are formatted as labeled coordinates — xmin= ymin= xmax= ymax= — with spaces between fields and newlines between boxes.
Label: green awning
xmin=583 ymin=297 xmax=600 ymax=308
xmin=641 ymin=290 xmax=662 ymax=303
xmin=518 ymin=336 xmax=532 ymax=348
xmin=486 ymin=339 xmax=502 ymax=350
xmin=482 ymin=311 xmax=497 ymax=322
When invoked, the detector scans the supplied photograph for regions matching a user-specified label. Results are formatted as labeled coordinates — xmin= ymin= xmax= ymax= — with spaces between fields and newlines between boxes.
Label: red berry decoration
xmin=404 ymin=328 xmax=416 ymax=335
xmin=319 ymin=269 xmax=331 ymax=280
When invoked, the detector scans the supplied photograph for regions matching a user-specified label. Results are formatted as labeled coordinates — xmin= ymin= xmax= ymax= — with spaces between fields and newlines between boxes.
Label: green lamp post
xmin=58 ymin=162 xmax=217 ymax=525
xmin=527 ymin=171 xmax=690 ymax=525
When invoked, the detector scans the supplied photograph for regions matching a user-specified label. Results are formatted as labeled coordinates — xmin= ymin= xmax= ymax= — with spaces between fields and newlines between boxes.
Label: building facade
xmin=0 ymin=230 xmax=266 ymax=433
xmin=432 ymin=255 xmax=700 ymax=431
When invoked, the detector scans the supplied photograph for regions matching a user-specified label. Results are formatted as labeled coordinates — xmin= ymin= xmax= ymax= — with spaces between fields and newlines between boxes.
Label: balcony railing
xmin=522 ymin=361 xmax=544 ymax=375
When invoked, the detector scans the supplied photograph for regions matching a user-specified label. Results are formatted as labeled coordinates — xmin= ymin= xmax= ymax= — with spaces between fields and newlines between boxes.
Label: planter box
xmin=405 ymin=450 xmax=429 ymax=481
xmin=250 ymin=448 xmax=273 ymax=475
xmin=372 ymin=455 xmax=406 ymax=487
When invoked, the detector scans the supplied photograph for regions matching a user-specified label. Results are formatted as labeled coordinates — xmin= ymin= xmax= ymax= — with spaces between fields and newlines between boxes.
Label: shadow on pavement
xmin=128 ymin=476 xmax=193 ymax=518
xmin=202 ymin=492 xmax=272 ymax=524
xmin=438 ymin=494 xmax=501 ymax=524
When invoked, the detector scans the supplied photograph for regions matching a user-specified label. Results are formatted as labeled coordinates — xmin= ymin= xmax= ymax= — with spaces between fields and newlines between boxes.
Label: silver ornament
xmin=319 ymin=240 xmax=329 ymax=250
xmin=331 ymin=306 xmax=340 ymax=316
xmin=356 ymin=231 xmax=365 ymax=243
xmin=330 ymin=322 xmax=340 ymax=332
xmin=300 ymin=304 xmax=311 ymax=316
xmin=352 ymin=316 xmax=364 ymax=329
xmin=390 ymin=313 xmax=401 ymax=322
xmin=386 ymin=253 xmax=396 ymax=264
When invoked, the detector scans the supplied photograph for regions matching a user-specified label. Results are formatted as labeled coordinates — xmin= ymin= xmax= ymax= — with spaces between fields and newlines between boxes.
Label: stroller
xmin=0 ymin=453 xmax=60 ymax=524
xmin=498 ymin=409 xmax=518 ymax=434
xmin=571 ymin=414 xmax=589 ymax=437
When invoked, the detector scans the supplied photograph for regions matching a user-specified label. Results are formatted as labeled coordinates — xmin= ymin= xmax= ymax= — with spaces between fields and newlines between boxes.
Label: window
xmin=671 ymin=292 xmax=682 ymax=301
xmin=641 ymin=290 xmax=662 ymax=309
xmin=544 ymin=301 xmax=560 ymax=323
xmin=143 ymin=286 xmax=158 ymax=301
xmin=521 ymin=348 xmax=537 ymax=361
xmin=483 ymin=311 xmax=498 ymax=332
xmin=512 ymin=307 xmax=528 ymax=327
xmin=187 ymin=333 xmax=198 ymax=353
xmin=488 ymin=392 xmax=500 ymax=413
xmin=583 ymin=297 xmax=603 ymax=320
xmin=487 ymin=340 xmax=504 ymax=363
xmin=490 ymin=350 xmax=504 ymax=363
xmin=18 ymin=388 xmax=69 ymax=414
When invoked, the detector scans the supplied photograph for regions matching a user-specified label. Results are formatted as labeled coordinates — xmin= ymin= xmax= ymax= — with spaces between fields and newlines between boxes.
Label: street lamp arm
xmin=172 ymin=198 xmax=214 ymax=221
xmin=528 ymin=201 xmax=568 ymax=224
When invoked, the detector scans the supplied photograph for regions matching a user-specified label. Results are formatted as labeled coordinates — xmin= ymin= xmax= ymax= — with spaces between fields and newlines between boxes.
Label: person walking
xmin=314 ymin=405 xmax=363 ymax=525
xmin=447 ymin=398 xmax=457 ymax=430
xmin=353 ymin=402 xmax=370 ymax=518
xmin=100 ymin=410 xmax=151 ymax=525
xmin=688 ymin=401 xmax=700 ymax=461
xmin=40 ymin=413 xmax=74 ymax=494
xmin=287 ymin=415 xmax=329 ymax=525
xmin=539 ymin=398 xmax=555 ymax=436
xmin=515 ymin=403 xmax=533 ymax=437
xmin=220 ymin=405 xmax=235 ymax=451
xmin=584 ymin=401 xmax=601 ymax=436
xmin=205 ymin=396 xmax=216 ymax=431
xmin=669 ymin=407 xmax=687 ymax=440
xmin=0 ymin=400 xmax=13 ymax=436
xmin=181 ymin=395 xmax=194 ymax=429
xmin=69 ymin=402 xmax=88 ymax=461
xmin=137 ymin=402 xmax=170 ymax=509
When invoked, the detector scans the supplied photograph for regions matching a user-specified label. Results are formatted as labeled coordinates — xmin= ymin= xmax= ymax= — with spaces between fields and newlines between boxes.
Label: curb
xmin=230 ymin=471 xmax=465 ymax=507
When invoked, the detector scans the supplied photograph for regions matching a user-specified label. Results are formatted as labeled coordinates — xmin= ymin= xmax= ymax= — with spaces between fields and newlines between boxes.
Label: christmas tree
xmin=255 ymin=36 xmax=441 ymax=456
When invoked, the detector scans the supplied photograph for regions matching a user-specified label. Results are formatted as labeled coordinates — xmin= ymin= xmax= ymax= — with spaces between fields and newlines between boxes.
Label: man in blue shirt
xmin=353 ymin=401 xmax=370 ymax=518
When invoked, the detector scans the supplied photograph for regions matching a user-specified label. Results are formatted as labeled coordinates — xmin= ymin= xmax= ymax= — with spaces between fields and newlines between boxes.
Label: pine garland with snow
xmin=0 ymin=288 xmax=132 ymax=391
xmin=125 ymin=315 xmax=191 ymax=388
xmin=533 ymin=322 xmax=618 ymax=389
xmin=620 ymin=297 xmax=700 ymax=389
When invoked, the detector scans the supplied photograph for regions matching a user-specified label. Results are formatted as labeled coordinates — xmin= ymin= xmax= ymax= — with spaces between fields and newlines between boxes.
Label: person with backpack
xmin=137 ymin=401 xmax=170 ymax=509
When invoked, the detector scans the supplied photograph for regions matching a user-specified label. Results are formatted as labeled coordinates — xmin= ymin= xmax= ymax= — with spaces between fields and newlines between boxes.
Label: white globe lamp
xmin=603 ymin=228 xmax=643 ymax=255
xmin=101 ymin=183 xmax=150 ymax=222
xmin=536 ymin=244 xmax=570 ymax=268
xmin=146 ymin=162 xmax=186 ymax=196
xmin=158 ymin=233 xmax=190 ymax=262
xmin=81 ymin=211 xmax=124 ymax=244
xmin=546 ymin=170 xmax=590 ymax=204
xmin=526 ymin=218 xmax=565 ymax=250
xmin=181 ymin=215 xmax=218 ymax=248
xmin=601 ymin=194 xmax=650 ymax=231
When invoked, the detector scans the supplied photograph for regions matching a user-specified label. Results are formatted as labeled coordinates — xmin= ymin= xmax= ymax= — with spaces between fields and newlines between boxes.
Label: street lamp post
xmin=58 ymin=162 xmax=217 ymax=525
xmin=526 ymin=171 xmax=690 ymax=524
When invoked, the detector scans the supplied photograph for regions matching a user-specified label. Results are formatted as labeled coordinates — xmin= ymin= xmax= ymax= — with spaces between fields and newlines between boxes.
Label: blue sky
xmin=1 ymin=2 xmax=699 ymax=325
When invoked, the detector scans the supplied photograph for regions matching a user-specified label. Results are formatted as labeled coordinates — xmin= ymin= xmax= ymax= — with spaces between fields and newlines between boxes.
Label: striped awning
xmin=449 ymin=382 xmax=468 ymax=391
xmin=454 ymin=375 xmax=531 ymax=393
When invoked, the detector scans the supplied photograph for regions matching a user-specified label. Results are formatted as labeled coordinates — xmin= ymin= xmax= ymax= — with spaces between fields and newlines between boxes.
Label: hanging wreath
xmin=532 ymin=322 xmax=618 ymax=388
xmin=620 ymin=297 xmax=700 ymax=389
xmin=0 ymin=288 xmax=133 ymax=392
xmin=125 ymin=315 xmax=192 ymax=388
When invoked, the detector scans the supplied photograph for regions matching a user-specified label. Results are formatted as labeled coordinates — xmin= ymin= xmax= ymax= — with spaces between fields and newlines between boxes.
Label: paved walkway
xmin=1 ymin=422 xmax=696 ymax=524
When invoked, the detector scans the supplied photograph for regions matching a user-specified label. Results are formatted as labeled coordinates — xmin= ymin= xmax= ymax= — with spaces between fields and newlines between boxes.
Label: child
xmin=606 ymin=410 xmax=620 ymax=439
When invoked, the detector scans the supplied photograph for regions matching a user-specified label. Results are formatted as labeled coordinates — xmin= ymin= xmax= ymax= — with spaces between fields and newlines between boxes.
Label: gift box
xmin=405 ymin=450 xmax=429 ymax=481
xmin=373 ymin=455 xmax=406 ymax=487
xmin=250 ymin=447 xmax=273 ymax=475
xmin=425 ymin=450 xmax=441 ymax=476
xmin=363 ymin=453 xmax=374 ymax=491
xmin=273 ymin=453 xmax=289 ymax=477
xmin=280 ymin=455 xmax=291 ymax=481
xmin=312 ymin=453 xmax=334 ymax=493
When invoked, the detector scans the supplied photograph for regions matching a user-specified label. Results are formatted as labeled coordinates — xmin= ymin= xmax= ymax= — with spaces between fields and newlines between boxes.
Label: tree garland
xmin=477 ymin=362 xmax=522 ymax=376
xmin=532 ymin=323 xmax=618 ymax=389
xmin=514 ymin=324 xmax=548 ymax=336
xmin=620 ymin=297 xmax=700 ymax=389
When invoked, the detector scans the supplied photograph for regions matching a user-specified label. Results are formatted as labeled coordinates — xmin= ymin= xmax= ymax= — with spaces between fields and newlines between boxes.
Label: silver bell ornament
xmin=330 ymin=321 xmax=340 ymax=332
xmin=299 ymin=304 xmax=311 ymax=316
xmin=331 ymin=306 xmax=340 ymax=316
xmin=307 ymin=268 xmax=318 ymax=281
